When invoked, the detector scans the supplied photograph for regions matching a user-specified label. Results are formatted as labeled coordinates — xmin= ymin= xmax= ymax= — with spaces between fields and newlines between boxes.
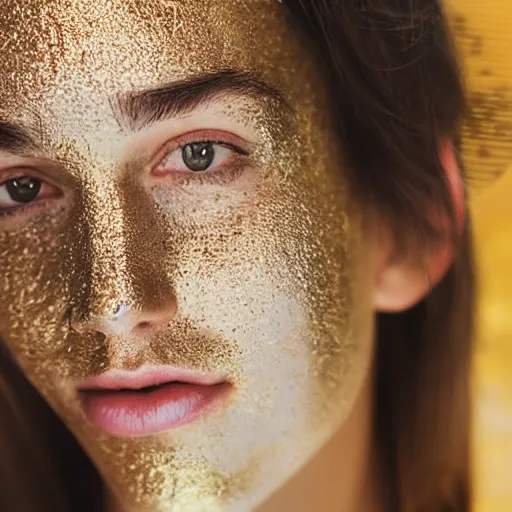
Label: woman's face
xmin=0 ymin=0 xmax=376 ymax=510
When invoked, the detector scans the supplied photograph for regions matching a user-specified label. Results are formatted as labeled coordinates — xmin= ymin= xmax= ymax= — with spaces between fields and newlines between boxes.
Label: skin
xmin=0 ymin=1 xmax=461 ymax=511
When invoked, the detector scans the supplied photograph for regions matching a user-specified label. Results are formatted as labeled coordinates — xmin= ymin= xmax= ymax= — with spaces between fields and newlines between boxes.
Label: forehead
xmin=0 ymin=0 xmax=303 ymax=121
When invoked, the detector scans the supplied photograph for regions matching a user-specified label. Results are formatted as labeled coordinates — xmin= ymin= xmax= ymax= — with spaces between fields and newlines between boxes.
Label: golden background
xmin=446 ymin=1 xmax=512 ymax=510
xmin=472 ymin=173 xmax=512 ymax=512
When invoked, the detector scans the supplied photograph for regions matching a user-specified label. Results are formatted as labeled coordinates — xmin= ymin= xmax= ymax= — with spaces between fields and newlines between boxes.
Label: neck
xmin=106 ymin=369 xmax=384 ymax=512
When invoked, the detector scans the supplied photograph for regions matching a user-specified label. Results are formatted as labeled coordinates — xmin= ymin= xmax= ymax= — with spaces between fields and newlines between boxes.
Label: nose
xmin=68 ymin=175 xmax=180 ymax=339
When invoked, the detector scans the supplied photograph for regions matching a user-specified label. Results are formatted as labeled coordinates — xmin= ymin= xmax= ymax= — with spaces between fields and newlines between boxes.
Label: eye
xmin=182 ymin=142 xmax=216 ymax=172
xmin=0 ymin=175 xmax=60 ymax=211
xmin=154 ymin=140 xmax=247 ymax=176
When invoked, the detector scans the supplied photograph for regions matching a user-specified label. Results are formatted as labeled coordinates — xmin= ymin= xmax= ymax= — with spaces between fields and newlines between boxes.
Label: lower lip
xmin=79 ymin=382 xmax=229 ymax=437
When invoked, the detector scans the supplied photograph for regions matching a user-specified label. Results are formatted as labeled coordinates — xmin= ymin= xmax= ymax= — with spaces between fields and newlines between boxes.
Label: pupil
xmin=6 ymin=177 xmax=42 ymax=204
xmin=182 ymin=142 xmax=215 ymax=172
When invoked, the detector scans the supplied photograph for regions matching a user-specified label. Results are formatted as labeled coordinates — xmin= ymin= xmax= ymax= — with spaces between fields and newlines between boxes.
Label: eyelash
xmin=0 ymin=133 xmax=251 ymax=218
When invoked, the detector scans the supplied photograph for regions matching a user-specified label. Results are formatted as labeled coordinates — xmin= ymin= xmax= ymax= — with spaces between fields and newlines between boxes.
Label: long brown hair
xmin=0 ymin=1 xmax=474 ymax=511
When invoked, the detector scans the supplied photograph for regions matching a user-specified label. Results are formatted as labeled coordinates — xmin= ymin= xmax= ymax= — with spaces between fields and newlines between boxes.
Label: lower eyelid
xmin=0 ymin=199 xmax=48 ymax=219
xmin=194 ymin=159 xmax=250 ymax=185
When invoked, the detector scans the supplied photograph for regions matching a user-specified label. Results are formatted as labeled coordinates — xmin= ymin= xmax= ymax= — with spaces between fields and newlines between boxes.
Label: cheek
xmin=0 ymin=219 xmax=70 ymax=356
xmin=167 ymin=173 xmax=370 ymax=425
xmin=0 ymin=212 xmax=104 ymax=389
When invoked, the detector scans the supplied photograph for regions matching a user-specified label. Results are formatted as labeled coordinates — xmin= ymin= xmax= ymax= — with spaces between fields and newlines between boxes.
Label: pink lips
xmin=77 ymin=366 xmax=230 ymax=437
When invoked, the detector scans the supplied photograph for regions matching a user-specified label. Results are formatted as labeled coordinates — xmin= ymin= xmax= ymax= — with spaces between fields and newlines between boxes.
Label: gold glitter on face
xmin=0 ymin=1 xmax=375 ymax=510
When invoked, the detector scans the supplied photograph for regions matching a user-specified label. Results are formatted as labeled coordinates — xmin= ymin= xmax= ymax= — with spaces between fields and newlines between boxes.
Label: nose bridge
xmin=121 ymin=181 xmax=181 ymax=312
xmin=74 ymin=176 xmax=134 ymax=322
xmin=70 ymin=166 xmax=181 ymax=335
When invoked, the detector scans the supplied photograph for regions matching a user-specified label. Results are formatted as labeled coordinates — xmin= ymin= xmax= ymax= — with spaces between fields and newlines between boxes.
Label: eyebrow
xmin=114 ymin=69 xmax=288 ymax=132
xmin=0 ymin=121 xmax=39 ymax=153
xmin=0 ymin=70 xmax=287 ymax=152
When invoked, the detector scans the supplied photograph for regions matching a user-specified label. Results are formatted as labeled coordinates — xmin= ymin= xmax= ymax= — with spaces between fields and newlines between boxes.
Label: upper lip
xmin=77 ymin=365 xmax=227 ymax=392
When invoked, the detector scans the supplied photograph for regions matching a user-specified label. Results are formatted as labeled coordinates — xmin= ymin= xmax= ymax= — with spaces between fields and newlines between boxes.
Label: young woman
xmin=0 ymin=0 xmax=481 ymax=511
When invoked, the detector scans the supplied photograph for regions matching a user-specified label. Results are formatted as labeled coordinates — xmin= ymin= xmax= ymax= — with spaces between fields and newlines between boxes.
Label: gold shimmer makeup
xmin=0 ymin=1 xmax=373 ymax=510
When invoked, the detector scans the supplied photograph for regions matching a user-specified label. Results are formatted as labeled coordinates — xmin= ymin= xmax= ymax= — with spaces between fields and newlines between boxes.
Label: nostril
xmin=71 ymin=323 xmax=84 ymax=334
xmin=136 ymin=321 xmax=153 ymax=334
xmin=70 ymin=317 xmax=86 ymax=334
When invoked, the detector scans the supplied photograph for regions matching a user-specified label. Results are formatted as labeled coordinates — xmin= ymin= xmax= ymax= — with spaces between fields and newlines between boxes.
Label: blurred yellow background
xmin=445 ymin=1 xmax=512 ymax=510
xmin=472 ymin=174 xmax=512 ymax=512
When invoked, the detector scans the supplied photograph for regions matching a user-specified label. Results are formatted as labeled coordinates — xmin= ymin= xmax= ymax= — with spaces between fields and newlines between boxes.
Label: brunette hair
xmin=0 ymin=1 xmax=474 ymax=511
